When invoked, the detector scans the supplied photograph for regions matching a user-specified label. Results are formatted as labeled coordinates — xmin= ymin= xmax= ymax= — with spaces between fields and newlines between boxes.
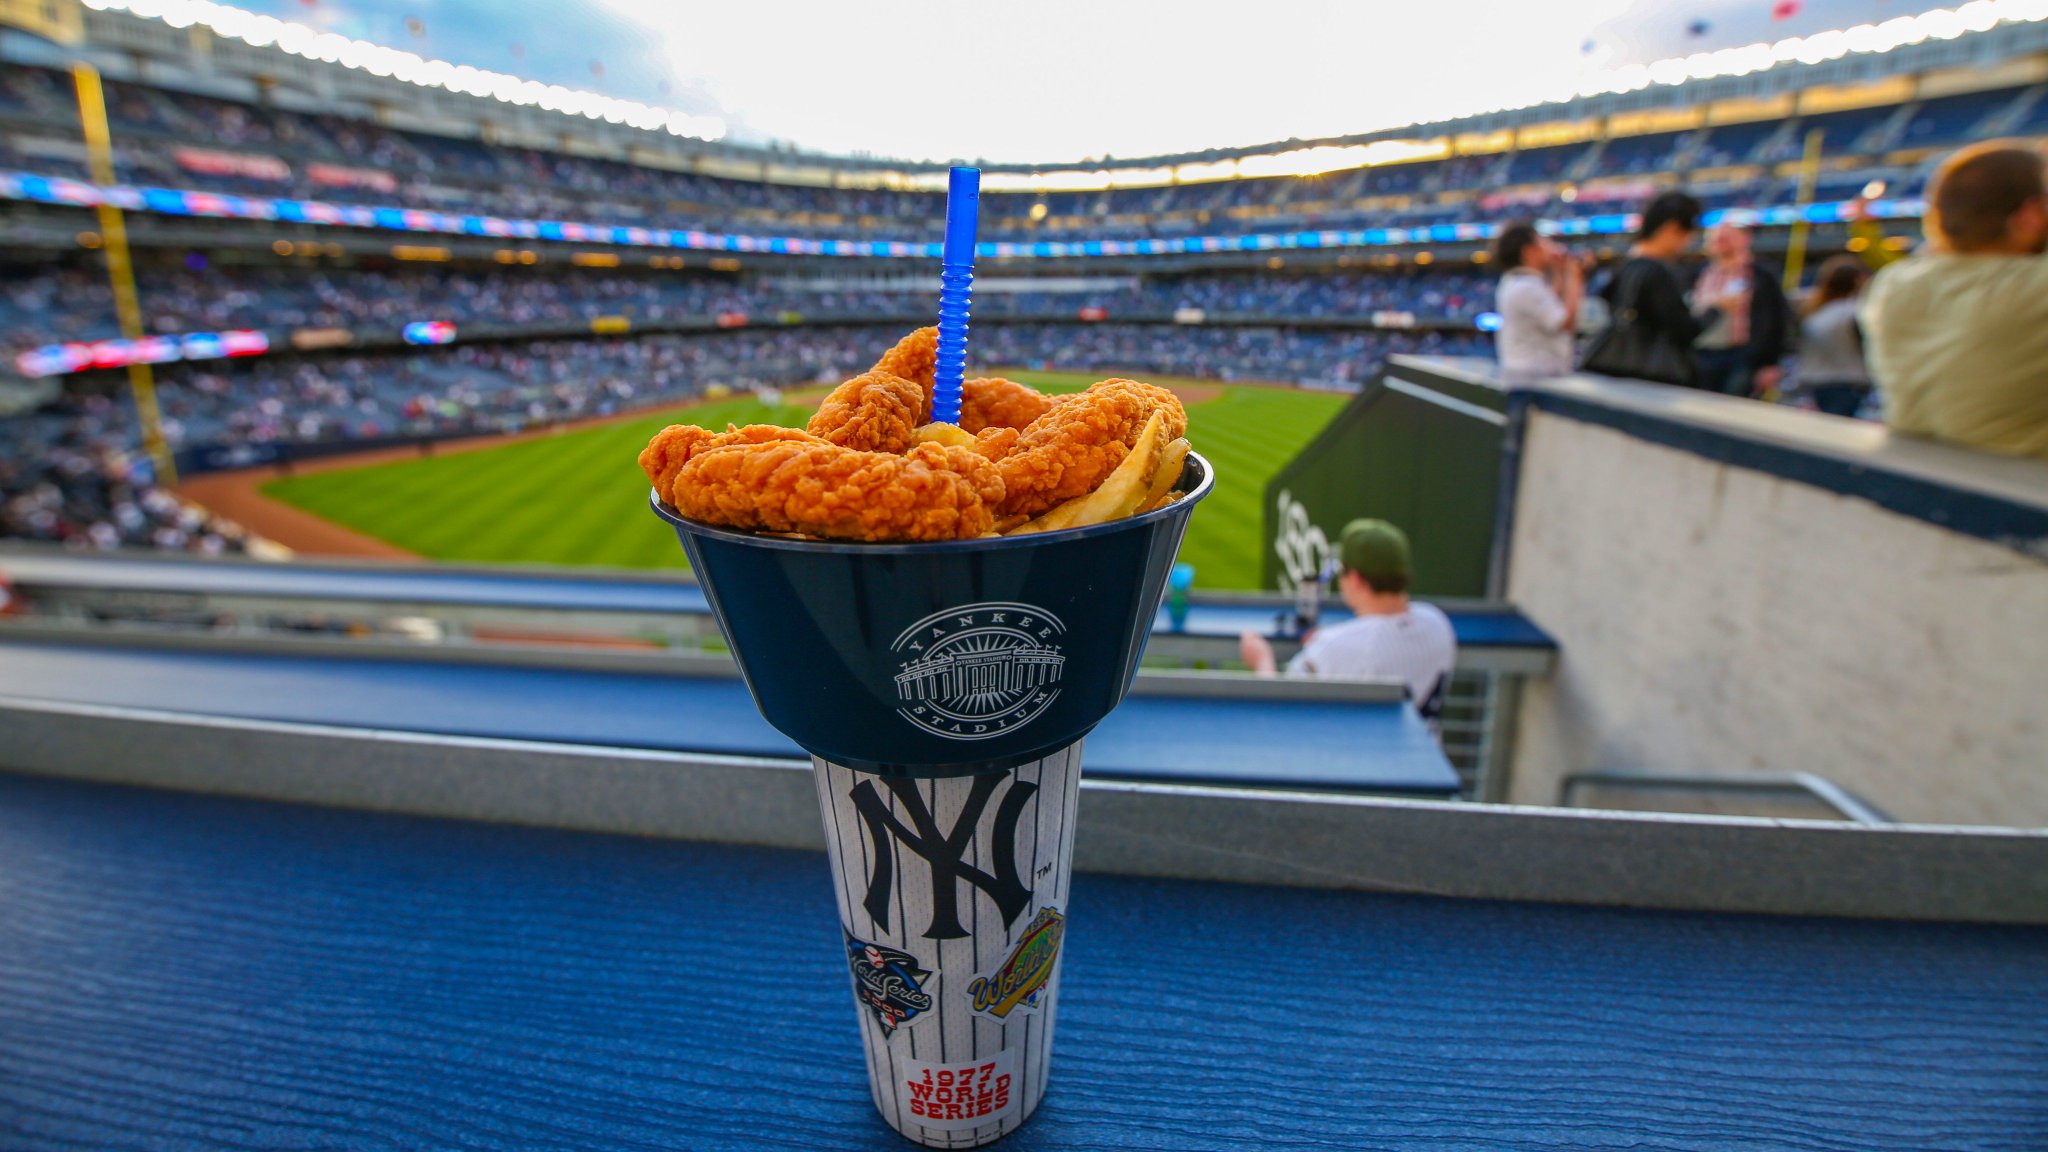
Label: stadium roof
xmin=12 ymin=0 xmax=2048 ymax=188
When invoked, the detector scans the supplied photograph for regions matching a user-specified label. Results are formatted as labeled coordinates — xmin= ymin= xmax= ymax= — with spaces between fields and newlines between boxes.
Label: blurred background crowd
xmin=2 ymin=5 xmax=2039 ymax=558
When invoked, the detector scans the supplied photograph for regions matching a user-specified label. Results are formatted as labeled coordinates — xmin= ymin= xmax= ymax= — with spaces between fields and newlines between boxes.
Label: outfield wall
xmin=1262 ymin=358 xmax=1507 ymax=597
xmin=1493 ymin=372 xmax=2048 ymax=827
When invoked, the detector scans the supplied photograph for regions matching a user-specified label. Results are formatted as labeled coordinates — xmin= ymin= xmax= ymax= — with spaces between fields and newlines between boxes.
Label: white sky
xmin=598 ymin=0 xmax=1644 ymax=162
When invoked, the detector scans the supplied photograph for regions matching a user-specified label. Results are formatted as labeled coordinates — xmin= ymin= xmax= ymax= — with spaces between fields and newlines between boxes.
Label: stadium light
xmin=1560 ymin=0 xmax=2048 ymax=102
xmin=76 ymin=0 xmax=726 ymax=142
xmin=62 ymin=0 xmax=2048 ymax=177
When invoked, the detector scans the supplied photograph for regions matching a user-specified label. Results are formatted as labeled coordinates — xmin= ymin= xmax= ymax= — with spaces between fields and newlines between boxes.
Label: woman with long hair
xmin=1795 ymin=256 xmax=1874 ymax=417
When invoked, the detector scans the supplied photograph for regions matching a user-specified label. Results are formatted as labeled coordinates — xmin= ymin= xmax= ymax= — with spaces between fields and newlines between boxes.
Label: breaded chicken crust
xmin=644 ymin=328 xmax=1192 ymax=541
xmin=670 ymin=440 xmax=1002 ymax=542
xmin=868 ymin=331 xmax=1055 ymax=435
xmin=970 ymin=425 xmax=1019 ymax=462
xmin=638 ymin=423 xmax=825 ymax=500
xmin=995 ymin=378 xmax=1187 ymax=519
xmin=960 ymin=377 xmax=1057 ymax=434
xmin=805 ymin=371 xmax=925 ymax=453
xmin=872 ymin=326 xmax=939 ymax=400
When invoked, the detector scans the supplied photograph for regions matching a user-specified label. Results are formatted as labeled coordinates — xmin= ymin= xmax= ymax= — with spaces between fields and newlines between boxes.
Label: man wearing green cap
xmin=1239 ymin=518 xmax=1458 ymax=724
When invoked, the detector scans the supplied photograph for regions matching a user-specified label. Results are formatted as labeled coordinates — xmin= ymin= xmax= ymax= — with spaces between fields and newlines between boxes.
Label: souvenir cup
xmin=653 ymin=453 xmax=1213 ymax=1146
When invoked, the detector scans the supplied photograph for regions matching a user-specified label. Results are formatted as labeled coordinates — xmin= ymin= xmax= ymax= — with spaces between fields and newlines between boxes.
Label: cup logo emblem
xmin=891 ymin=602 xmax=1066 ymax=742
xmin=844 ymin=931 xmax=936 ymax=1033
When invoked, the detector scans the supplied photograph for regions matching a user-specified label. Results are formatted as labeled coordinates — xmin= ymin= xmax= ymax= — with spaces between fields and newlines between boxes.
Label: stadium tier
xmin=1 ymin=322 xmax=1487 ymax=554
xmin=1 ymin=7 xmax=2041 ymax=557
xmin=0 ymin=264 xmax=1496 ymax=366
xmin=0 ymin=42 xmax=2029 ymax=255
xmin=37 ymin=325 xmax=1491 ymax=454
xmin=0 ymin=53 xmax=2000 ymax=248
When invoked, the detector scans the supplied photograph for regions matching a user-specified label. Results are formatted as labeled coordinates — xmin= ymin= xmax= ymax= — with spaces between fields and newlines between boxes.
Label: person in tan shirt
xmin=1861 ymin=143 xmax=2048 ymax=460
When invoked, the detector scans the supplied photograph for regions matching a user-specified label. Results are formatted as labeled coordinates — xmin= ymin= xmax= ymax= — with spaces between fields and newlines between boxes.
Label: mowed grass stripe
xmin=260 ymin=377 xmax=1344 ymax=589
xmin=285 ymin=447 xmax=548 ymax=554
xmin=373 ymin=445 xmax=583 ymax=547
xmin=262 ymin=397 xmax=809 ymax=556
xmin=431 ymin=428 xmax=653 ymax=561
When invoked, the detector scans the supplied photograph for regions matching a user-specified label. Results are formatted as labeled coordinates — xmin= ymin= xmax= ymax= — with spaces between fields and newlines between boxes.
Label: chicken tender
xmin=804 ymin=370 xmax=927 ymax=454
xmin=872 ymin=326 xmax=939 ymax=398
xmin=971 ymin=425 xmax=1019 ymax=462
xmin=960 ymin=376 xmax=1057 ymax=434
xmin=671 ymin=440 xmax=1002 ymax=542
xmin=872 ymin=331 xmax=1053 ymax=434
xmin=639 ymin=423 xmax=824 ymax=500
xmin=995 ymin=378 xmax=1187 ymax=519
xmin=643 ymin=328 xmax=1194 ymax=542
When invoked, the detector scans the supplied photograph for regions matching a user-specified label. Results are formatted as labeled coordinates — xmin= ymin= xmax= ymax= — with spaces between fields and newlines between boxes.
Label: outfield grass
xmin=261 ymin=371 xmax=1344 ymax=590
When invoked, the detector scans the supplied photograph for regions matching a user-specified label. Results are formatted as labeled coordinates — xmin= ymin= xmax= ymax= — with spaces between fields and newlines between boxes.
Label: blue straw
xmin=933 ymin=166 xmax=980 ymax=425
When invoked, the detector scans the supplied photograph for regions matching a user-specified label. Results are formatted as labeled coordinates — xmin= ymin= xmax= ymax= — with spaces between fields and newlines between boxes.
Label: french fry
xmin=912 ymin=422 xmax=977 ymax=449
xmin=1006 ymin=409 xmax=1166 ymax=536
xmin=1140 ymin=437 xmax=1191 ymax=513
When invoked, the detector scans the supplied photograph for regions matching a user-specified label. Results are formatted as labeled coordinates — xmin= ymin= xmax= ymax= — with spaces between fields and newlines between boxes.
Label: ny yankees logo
xmin=849 ymin=773 xmax=1037 ymax=941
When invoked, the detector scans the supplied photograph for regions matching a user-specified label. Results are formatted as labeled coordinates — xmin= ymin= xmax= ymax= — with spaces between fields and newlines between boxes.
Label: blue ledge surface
xmin=0 ymin=773 xmax=2042 ymax=1150
xmin=0 ymin=552 xmax=710 ymax=613
xmin=0 ymin=640 xmax=1459 ymax=794
xmin=0 ymin=553 xmax=1554 ymax=649
xmin=1150 ymin=600 xmax=1553 ymax=648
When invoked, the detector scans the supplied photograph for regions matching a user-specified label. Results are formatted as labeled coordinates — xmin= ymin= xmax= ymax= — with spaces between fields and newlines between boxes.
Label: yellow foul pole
xmin=1781 ymin=127 xmax=1824 ymax=296
xmin=71 ymin=62 xmax=177 ymax=485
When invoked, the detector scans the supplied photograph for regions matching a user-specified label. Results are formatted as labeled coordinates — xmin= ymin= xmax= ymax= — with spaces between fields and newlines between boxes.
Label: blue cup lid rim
xmin=649 ymin=451 xmax=1213 ymax=555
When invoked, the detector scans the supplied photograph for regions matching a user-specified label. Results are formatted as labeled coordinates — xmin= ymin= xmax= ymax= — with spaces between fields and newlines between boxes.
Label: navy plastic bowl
xmin=653 ymin=452 xmax=1213 ymax=776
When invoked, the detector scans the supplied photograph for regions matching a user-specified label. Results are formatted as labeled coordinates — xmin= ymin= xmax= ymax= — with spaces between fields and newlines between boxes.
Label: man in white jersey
xmin=1239 ymin=519 xmax=1458 ymax=723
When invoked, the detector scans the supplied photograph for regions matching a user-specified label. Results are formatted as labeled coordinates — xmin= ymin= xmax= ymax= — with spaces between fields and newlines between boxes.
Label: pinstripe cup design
xmin=814 ymin=745 xmax=1081 ymax=1148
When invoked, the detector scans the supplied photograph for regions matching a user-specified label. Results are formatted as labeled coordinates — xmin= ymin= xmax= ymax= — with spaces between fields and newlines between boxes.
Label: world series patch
xmin=845 ymin=932 xmax=935 ymax=1033
xmin=966 ymin=906 xmax=1065 ymax=1019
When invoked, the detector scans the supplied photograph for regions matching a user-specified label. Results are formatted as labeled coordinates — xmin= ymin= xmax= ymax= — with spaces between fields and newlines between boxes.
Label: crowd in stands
xmin=142 ymin=323 xmax=1483 ymax=450
xmin=0 ymin=325 xmax=876 ymax=554
xmin=152 ymin=326 xmax=868 ymax=447
xmin=1 ymin=393 xmax=250 ymax=553
xmin=2 ymin=62 xmax=2034 ymax=243
xmin=0 ymin=317 xmax=1490 ymax=551
xmin=1497 ymin=146 xmax=2048 ymax=463
xmin=977 ymin=325 xmax=1485 ymax=387
xmin=0 ymin=231 xmax=1496 ymax=558
xmin=1498 ymin=193 xmax=1838 ymax=403
xmin=0 ymin=265 xmax=1493 ymax=356
xmin=6 ymin=55 xmax=2042 ymax=560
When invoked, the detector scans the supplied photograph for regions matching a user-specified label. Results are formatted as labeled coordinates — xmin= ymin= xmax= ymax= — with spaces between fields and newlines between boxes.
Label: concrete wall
xmin=1505 ymin=411 xmax=2048 ymax=827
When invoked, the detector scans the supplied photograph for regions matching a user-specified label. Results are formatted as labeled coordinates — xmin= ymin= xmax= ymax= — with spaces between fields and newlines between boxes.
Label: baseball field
xmin=260 ymin=371 xmax=1346 ymax=590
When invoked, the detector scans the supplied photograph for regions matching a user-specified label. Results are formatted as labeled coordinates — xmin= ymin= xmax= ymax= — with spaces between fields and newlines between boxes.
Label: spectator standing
xmin=1793 ymin=256 xmax=1874 ymax=418
xmin=1239 ymin=519 xmax=1458 ymax=724
xmin=1692 ymin=224 xmax=1792 ymax=397
xmin=1492 ymin=221 xmax=1583 ymax=382
xmin=1582 ymin=191 xmax=1734 ymax=389
xmin=1861 ymin=143 xmax=2048 ymax=459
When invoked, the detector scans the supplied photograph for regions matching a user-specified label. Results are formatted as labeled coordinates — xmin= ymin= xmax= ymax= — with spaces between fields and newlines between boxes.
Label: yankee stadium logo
xmin=891 ymin=602 xmax=1066 ymax=741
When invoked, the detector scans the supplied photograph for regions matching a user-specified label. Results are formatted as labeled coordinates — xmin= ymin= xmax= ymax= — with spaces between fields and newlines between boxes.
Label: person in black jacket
xmin=1692 ymin=223 xmax=1792 ymax=397
xmin=1587 ymin=191 xmax=1743 ymax=389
